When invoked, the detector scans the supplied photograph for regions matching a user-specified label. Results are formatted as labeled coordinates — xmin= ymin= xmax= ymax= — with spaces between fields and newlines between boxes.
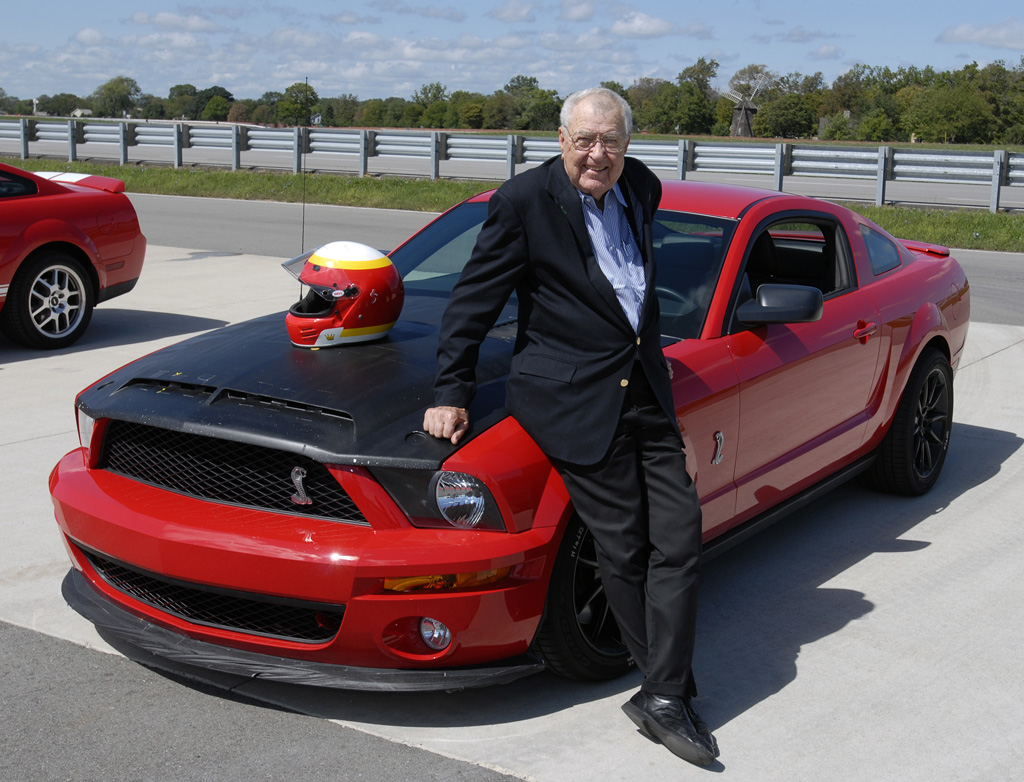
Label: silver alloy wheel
xmin=28 ymin=262 xmax=88 ymax=340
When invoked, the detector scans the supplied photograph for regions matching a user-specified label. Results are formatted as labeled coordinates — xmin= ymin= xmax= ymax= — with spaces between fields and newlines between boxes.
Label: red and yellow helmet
xmin=284 ymin=241 xmax=404 ymax=348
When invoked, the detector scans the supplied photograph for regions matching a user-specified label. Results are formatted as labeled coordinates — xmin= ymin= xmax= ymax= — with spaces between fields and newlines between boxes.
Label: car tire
xmin=534 ymin=514 xmax=632 ymax=681
xmin=862 ymin=347 xmax=953 ymax=496
xmin=0 ymin=251 xmax=94 ymax=349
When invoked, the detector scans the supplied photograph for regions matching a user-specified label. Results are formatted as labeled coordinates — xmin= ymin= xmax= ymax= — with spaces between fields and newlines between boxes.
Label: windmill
xmin=724 ymin=73 xmax=770 ymax=137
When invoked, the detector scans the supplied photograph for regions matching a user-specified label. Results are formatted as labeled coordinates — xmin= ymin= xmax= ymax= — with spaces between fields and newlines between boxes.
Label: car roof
xmin=465 ymin=177 xmax=804 ymax=220
xmin=658 ymin=180 xmax=792 ymax=219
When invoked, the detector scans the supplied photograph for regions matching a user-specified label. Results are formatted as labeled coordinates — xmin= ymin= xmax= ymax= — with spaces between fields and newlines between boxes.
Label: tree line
xmin=3 ymin=57 xmax=1023 ymax=145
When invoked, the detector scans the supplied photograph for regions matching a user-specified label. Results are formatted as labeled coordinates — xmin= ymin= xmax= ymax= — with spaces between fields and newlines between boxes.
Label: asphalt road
xmin=6 ymin=137 xmax=1024 ymax=212
xmin=2 ymin=197 xmax=1023 ymax=781
xmin=128 ymin=191 xmax=1021 ymax=327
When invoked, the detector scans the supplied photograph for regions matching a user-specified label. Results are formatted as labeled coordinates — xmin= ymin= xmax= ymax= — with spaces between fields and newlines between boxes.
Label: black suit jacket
xmin=434 ymin=155 xmax=676 ymax=465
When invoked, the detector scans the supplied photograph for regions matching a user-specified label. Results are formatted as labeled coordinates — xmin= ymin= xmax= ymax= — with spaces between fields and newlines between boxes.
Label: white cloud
xmin=678 ymin=23 xmax=714 ymax=41
xmin=937 ymin=18 xmax=1024 ymax=51
xmin=268 ymin=27 xmax=332 ymax=48
xmin=131 ymin=12 xmax=222 ymax=33
xmin=809 ymin=44 xmax=841 ymax=61
xmin=328 ymin=12 xmax=382 ymax=24
xmin=502 ymin=32 xmax=537 ymax=47
xmin=780 ymin=27 xmax=834 ymax=44
xmin=370 ymin=1 xmax=467 ymax=22
xmin=539 ymin=28 xmax=612 ymax=52
xmin=558 ymin=1 xmax=594 ymax=22
xmin=409 ymin=5 xmax=467 ymax=22
xmin=341 ymin=31 xmax=385 ymax=47
xmin=73 ymin=28 xmax=107 ymax=46
xmin=610 ymin=12 xmax=674 ymax=38
xmin=489 ymin=0 xmax=536 ymax=24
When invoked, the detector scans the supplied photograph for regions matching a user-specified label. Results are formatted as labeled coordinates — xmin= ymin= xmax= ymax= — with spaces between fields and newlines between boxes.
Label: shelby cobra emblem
xmin=290 ymin=466 xmax=313 ymax=505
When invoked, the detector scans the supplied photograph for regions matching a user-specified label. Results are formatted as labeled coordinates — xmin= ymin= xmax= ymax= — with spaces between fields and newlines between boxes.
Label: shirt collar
xmin=577 ymin=182 xmax=626 ymax=209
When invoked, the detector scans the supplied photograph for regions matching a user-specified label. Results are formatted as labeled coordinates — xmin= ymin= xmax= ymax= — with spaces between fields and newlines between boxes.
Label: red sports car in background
xmin=49 ymin=181 xmax=969 ymax=691
xmin=0 ymin=161 xmax=146 ymax=349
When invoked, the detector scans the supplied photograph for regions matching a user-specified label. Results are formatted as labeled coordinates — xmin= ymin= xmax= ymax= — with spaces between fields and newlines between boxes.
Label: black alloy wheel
xmin=534 ymin=514 xmax=631 ymax=680
xmin=863 ymin=347 xmax=953 ymax=496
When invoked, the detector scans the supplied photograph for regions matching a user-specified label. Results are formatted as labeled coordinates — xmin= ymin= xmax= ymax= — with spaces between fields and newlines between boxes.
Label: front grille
xmin=83 ymin=548 xmax=345 ymax=643
xmin=101 ymin=420 xmax=368 ymax=524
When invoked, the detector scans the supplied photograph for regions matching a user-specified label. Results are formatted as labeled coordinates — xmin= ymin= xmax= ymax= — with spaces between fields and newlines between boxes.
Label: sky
xmin=2 ymin=1 xmax=1023 ymax=103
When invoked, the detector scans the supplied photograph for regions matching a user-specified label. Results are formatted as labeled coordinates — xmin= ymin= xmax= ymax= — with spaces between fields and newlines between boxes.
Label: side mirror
xmin=737 ymin=283 xmax=823 ymax=325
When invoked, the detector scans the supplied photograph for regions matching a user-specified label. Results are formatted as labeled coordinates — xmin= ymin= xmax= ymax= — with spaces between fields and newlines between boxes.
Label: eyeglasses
xmin=568 ymin=132 xmax=627 ymax=154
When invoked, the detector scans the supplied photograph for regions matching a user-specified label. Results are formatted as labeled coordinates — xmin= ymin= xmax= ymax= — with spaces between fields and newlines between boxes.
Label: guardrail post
xmin=677 ymin=139 xmax=691 ymax=180
xmin=358 ymin=130 xmax=373 ymax=176
xmin=172 ymin=123 xmax=183 ymax=168
xmin=772 ymin=143 xmax=789 ymax=190
xmin=990 ymin=149 xmax=1006 ymax=213
xmin=292 ymin=127 xmax=303 ymax=174
xmin=67 ymin=119 xmax=79 ymax=162
xmin=231 ymin=125 xmax=241 ymax=171
xmin=19 ymin=118 xmax=32 ymax=159
xmin=430 ymin=132 xmax=445 ymax=180
xmin=119 ymin=123 xmax=133 ymax=165
xmin=875 ymin=146 xmax=891 ymax=206
xmin=505 ymin=135 xmax=516 ymax=180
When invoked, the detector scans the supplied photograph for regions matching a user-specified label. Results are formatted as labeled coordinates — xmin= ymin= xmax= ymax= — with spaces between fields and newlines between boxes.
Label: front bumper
xmin=51 ymin=448 xmax=561 ymax=685
xmin=63 ymin=568 xmax=544 ymax=691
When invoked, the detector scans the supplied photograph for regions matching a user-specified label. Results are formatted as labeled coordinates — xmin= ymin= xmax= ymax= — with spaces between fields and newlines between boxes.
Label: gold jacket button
xmin=620 ymin=378 xmax=629 ymax=387
xmin=636 ymin=337 xmax=641 ymax=345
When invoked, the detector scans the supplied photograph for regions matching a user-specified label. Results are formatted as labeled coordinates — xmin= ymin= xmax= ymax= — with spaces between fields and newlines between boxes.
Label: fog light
xmin=419 ymin=617 xmax=452 ymax=651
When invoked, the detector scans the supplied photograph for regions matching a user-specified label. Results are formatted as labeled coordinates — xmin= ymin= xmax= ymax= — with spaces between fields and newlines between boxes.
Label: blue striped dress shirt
xmin=579 ymin=184 xmax=647 ymax=333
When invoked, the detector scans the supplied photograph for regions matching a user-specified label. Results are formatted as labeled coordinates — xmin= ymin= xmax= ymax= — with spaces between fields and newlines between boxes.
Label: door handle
xmin=853 ymin=322 xmax=877 ymax=342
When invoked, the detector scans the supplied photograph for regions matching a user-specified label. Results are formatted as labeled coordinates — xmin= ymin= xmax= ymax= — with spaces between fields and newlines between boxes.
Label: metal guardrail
xmin=1010 ymin=153 xmax=1024 ymax=188
xmin=2 ymin=117 xmax=1022 ymax=212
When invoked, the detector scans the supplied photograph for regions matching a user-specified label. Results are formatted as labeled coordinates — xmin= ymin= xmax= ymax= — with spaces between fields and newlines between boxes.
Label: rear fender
xmin=3 ymin=217 xmax=100 ymax=267
xmin=2 ymin=220 xmax=101 ymax=294
xmin=881 ymin=301 xmax=951 ymax=430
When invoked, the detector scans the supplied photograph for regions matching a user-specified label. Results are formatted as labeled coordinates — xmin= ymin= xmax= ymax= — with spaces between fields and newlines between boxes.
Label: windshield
xmin=390 ymin=200 xmax=735 ymax=340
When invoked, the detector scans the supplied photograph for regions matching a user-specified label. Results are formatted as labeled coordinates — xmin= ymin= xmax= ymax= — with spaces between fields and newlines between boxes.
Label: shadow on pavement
xmin=0 ymin=308 xmax=226 ymax=365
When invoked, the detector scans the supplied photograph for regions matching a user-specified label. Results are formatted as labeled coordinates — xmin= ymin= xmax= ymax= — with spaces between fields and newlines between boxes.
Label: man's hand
xmin=423 ymin=406 xmax=469 ymax=445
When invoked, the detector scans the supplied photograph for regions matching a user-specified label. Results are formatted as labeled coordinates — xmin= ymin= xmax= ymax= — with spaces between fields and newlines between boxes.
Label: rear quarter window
xmin=860 ymin=225 xmax=902 ymax=275
xmin=0 ymin=171 xmax=38 ymax=199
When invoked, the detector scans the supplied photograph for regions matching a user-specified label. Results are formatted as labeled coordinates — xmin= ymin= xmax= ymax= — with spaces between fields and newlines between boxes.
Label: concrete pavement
xmin=2 ymin=244 xmax=1023 ymax=781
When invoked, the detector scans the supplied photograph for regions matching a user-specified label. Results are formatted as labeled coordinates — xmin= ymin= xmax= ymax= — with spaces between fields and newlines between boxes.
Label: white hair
xmin=560 ymin=87 xmax=633 ymax=136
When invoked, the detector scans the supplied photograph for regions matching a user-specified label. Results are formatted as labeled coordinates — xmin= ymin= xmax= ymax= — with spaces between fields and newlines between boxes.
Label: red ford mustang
xmin=0 ymin=161 xmax=146 ymax=349
xmin=49 ymin=181 xmax=969 ymax=690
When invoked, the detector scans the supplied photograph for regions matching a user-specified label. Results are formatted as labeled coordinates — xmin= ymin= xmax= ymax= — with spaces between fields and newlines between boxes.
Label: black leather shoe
xmin=684 ymin=697 xmax=720 ymax=758
xmin=621 ymin=690 xmax=716 ymax=766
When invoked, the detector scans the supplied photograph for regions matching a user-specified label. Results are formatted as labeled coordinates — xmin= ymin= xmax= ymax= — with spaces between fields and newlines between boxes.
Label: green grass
xmin=4 ymin=156 xmax=488 ymax=212
xmin=843 ymin=203 xmax=1024 ymax=253
xmin=5 ymin=155 xmax=1022 ymax=252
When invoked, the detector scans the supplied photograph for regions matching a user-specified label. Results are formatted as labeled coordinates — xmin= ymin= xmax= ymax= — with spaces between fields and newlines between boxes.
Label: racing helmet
xmin=284 ymin=241 xmax=404 ymax=348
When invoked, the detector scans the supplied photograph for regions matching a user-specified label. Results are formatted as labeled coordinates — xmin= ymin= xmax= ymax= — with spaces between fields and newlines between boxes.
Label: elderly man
xmin=423 ymin=87 xmax=717 ymax=766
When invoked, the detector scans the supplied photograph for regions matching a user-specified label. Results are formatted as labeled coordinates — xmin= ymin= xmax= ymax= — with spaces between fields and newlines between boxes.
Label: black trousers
xmin=554 ymin=364 xmax=702 ymax=698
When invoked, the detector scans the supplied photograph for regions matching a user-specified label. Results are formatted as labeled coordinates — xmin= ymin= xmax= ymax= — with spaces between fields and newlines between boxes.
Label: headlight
xmin=434 ymin=471 xmax=486 ymax=528
xmin=76 ymin=406 xmax=97 ymax=451
xmin=369 ymin=466 xmax=508 ymax=531
xmin=76 ymin=406 xmax=105 ymax=468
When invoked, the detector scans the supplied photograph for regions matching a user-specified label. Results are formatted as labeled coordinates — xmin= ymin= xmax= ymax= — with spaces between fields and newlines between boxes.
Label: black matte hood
xmin=78 ymin=296 xmax=516 ymax=469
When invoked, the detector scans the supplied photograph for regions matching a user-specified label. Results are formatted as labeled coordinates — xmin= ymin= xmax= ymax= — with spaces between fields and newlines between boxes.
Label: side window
xmin=743 ymin=219 xmax=850 ymax=298
xmin=0 ymin=171 xmax=37 ymax=199
xmin=729 ymin=216 xmax=853 ymax=334
xmin=390 ymin=201 xmax=488 ymax=297
xmin=652 ymin=211 xmax=735 ymax=339
xmin=859 ymin=224 xmax=902 ymax=275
